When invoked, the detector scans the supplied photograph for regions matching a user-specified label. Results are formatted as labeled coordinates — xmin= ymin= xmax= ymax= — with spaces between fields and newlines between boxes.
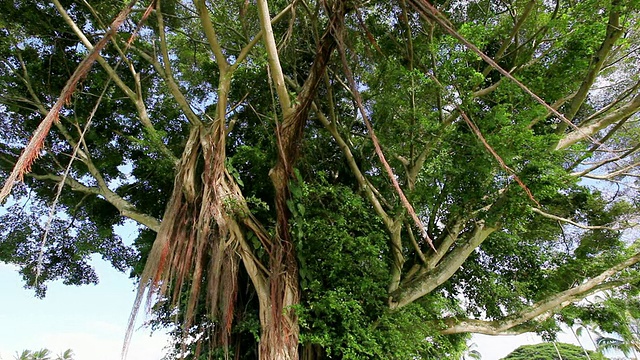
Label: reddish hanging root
xmin=459 ymin=110 xmax=540 ymax=206
xmin=0 ymin=0 xmax=139 ymax=205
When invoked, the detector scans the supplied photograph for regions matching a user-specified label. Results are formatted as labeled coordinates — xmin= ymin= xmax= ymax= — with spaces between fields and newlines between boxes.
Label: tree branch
xmin=578 ymin=160 xmax=640 ymax=180
xmin=390 ymin=221 xmax=497 ymax=309
xmin=30 ymin=172 xmax=161 ymax=232
xmin=557 ymin=94 xmax=640 ymax=150
xmin=481 ymin=0 xmax=536 ymax=77
xmin=229 ymin=3 xmax=294 ymax=73
xmin=571 ymin=142 xmax=640 ymax=177
xmin=195 ymin=0 xmax=229 ymax=73
xmin=52 ymin=0 xmax=178 ymax=162
xmin=563 ymin=1 xmax=624 ymax=124
xmin=256 ymin=0 xmax=292 ymax=116
xmin=531 ymin=207 xmax=620 ymax=231
xmin=426 ymin=218 xmax=465 ymax=269
xmin=441 ymin=251 xmax=640 ymax=334
xmin=155 ymin=1 xmax=202 ymax=127
xmin=314 ymin=103 xmax=394 ymax=229
xmin=51 ymin=0 xmax=136 ymax=99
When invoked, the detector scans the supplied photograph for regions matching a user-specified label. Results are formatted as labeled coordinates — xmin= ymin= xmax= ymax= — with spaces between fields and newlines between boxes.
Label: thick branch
xmin=196 ymin=0 xmax=229 ymax=73
xmin=563 ymin=2 xmax=623 ymax=123
xmin=441 ymin=251 xmax=640 ymax=334
xmin=442 ymin=285 xmax=626 ymax=335
xmin=557 ymin=94 xmax=640 ymax=150
xmin=426 ymin=218 xmax=465 ymax=269
xmin=229 ymin=4 xmax=294 ymax=72
xmin=256 ymin=0 xmax=292 ymax=116
xmin=390 ymin=221 xmax=497 ymax=309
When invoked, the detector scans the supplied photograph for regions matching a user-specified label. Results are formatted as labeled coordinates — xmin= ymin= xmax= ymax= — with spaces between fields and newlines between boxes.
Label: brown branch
xmin=459 ymin=109 xmax=540 ymax=206
xmin=334 ymin=17 xmax=436 ymax=251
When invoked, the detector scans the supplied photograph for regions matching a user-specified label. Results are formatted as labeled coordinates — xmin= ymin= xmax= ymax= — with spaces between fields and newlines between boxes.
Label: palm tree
xmin=54 ymin=350 xmax=73 ymax=360
xmin=595 ymin=317 xmax=640 ymax=359
xmin=12 ymin=349 xmax=73 ymax=360
xmin=574 ymin=321 xmax=601 ymax=350
xmin=14 ymin=350 xmax=32 ymax=360
xmin=463 ymin=341 xmax=482 ymax=360
xmin=29 ymin=349 xmax=50 ymax=360
xmin=569 ymin=324 xmax=592 ymax=360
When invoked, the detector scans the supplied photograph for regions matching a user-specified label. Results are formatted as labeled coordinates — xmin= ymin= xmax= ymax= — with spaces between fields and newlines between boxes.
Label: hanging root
xmin=123 ymin=126 xmax=246 ymax=359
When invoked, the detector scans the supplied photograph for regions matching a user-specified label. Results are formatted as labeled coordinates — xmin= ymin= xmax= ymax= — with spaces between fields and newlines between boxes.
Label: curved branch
xmin=390 ymin=221 xmax=497 ymax=309
xmin=441 ymin=251 xmax=640 ymax=335
xmin=28 ymin=172 xmax=160 ymax=232
xmin=557 ymin=94 xmax=640 ymax=150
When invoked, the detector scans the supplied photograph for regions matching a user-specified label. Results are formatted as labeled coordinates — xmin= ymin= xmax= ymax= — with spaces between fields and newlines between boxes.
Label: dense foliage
xmin=502 ymin=343 xmax=608 ymax=360
xmin=1 ymin=0 xmax=640 ymax=359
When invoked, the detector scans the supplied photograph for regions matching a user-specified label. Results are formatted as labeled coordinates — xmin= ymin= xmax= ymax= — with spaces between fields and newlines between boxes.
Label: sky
xmin=0 ymin=213 xmax=606 ymax=360
xmin=0 ymin=253 xmax=602 ymax=360
xmin=0 ymin=220 xmax=171 ymax=360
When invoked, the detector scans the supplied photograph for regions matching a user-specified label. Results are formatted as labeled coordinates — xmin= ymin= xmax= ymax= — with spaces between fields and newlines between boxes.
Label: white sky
xmin=0 ymin=220 xmax=604 ymax=360
xmin=0 ymin=259 xmax=170 ymax=360
xmin=0 ymin=255 xmax=600 ymax=360
xmin=0 ymin=213 xmax=172 ymax=360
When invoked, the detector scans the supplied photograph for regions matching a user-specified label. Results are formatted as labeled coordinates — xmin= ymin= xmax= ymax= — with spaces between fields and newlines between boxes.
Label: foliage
xmin=0 ymin=0 xmax=639 ymax=359
xmin=13 ymin=349 xmax=74 ymax=360
xmin=501 ymin=342 xmax=608 ymax=360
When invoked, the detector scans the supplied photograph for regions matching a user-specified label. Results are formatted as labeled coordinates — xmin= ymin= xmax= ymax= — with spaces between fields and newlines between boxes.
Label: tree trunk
xmin=258 ymin=267 xmax=300 ymax=360
xmin=300 ymin=343 xmax=326 ymax=360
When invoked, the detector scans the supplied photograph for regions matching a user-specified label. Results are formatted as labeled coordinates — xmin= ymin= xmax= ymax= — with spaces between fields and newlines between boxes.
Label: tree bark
xmin=257 ymin=272 xmax=300 ymax=360
xmin=252 ymin=1 xmax=348 ymax=358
